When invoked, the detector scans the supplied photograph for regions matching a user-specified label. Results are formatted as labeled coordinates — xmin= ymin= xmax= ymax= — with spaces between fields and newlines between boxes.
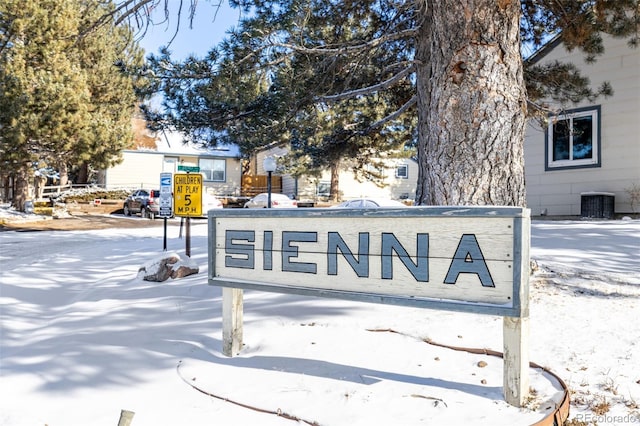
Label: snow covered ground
xmin=1 ymin=210 xmax=639 ymax=426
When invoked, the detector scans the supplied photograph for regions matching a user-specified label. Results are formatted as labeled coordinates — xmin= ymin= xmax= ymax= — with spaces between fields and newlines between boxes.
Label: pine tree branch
xmin=364 ymin=96 xmax=417 ymax=133
xmin=272 ymin=28 xmax=418 ymax=55
xmin=317 ymin=64 xmax=415 ymax=102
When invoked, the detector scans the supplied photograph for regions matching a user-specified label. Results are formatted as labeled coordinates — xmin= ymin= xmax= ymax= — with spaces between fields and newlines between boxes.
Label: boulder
xmin=138 ymin=252 xmax=199 ymax=282
xmin=171 ymin=262 xmax=199 ymax=279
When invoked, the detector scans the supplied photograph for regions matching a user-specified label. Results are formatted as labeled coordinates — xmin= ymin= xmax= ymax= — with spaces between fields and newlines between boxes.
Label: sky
xmin=137 ymin=1 xmax=241 ymax=60
xmin=136 ymin=3 xmax=541 ymax=62
xmin=1 ymin=208 xmax=639 ymax=426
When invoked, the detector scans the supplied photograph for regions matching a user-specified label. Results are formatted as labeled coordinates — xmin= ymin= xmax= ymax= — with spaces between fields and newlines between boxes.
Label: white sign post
xmin=159 ymin=173 xmax=173 ymax=251
xmin=158 ymin=173 xmax=173 ymax=218
xmin=208 ymin=206 xmax=530 ymax=406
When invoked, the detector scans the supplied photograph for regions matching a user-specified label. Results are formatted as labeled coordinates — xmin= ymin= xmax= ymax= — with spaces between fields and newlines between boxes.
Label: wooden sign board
xmin=209 ymin=206 xmax=528 ymax=316
xmin=173 ymin=173 xmax=202 ymax=217
xmin=208 ymin=206 xmax=530 ymax=406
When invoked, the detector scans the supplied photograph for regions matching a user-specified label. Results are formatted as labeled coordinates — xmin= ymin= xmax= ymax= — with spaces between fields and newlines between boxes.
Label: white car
xmin=244 ymin=193 xmax=298 ymax=208
xmin=335 ymin=198 xmax=407 ymax=208
xmin=202 ymin=193 xmax=223 ymax=213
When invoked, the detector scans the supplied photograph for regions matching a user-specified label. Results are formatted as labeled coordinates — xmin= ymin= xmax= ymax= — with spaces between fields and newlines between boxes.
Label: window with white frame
xmin=395 ymin=164 xmax=408 ymax=179
xmin=163 ymin=157 xmax=178 ymax=173
xmin=199 ymin=158 xmax=226 ymax=181
xmin=546 ymin=106 xmax=600 ymax=170
xmin=316 ymin=181 xmax=330 ymax=196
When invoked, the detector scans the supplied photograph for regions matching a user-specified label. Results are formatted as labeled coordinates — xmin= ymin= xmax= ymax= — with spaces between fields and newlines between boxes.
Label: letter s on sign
xmin=225 ymin=230 xmax=256 ymax=269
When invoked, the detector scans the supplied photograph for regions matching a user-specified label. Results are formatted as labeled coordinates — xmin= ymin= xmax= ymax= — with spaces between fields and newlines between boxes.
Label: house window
xmin=546 ymin=106 xmax=600 ymax=170
xmin=395 ymin=164 xmax=408 ymax=179
xmin=317 ymin=181 xmax=330 ymax=196
xmin=199 ymin=158 xmax=226 ymax=181
xmin=163 ymin=157 xmax=178 ymax=173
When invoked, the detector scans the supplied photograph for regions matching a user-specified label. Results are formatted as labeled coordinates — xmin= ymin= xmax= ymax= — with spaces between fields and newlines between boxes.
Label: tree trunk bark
xmin=76 ymin=162 xmax=89 ymax=184
xmin=329 ymin=161 xmax=340 ymax=202
xmin=58 ymin=162 xmax=69 ymax=188
xmin=1 ymin=174 xmax=11 ymax=203
xmin=13 ymin=165 xmax=31 ymax=212
xmin=416 ymin=0 xmax=527 ymax=207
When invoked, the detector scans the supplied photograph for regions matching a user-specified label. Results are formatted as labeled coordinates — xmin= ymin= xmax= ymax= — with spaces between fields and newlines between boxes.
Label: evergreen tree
xmin=144 ymin=0 xmax=416 ymax=200
xmin=0 ymin=0 xmax=144 ymax=210
xmin=127 ymin=1 xmax=639 ymax=205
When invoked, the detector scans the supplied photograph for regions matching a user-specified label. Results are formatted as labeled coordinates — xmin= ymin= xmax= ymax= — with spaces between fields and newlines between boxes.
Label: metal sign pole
xmin=186 ymin=217 xmax=191 ymax=257
xmin=163 ymin=217 xmax=167 ymax=251
xmin=159 ymin=172 xmax=173 ymax=251
xmin=185 ymin=171 xmax=191 ymax=257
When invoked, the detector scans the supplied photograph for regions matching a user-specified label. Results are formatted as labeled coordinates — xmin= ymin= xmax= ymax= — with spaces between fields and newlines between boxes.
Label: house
xmin=100 ymin=123 xmax=243 ymax=197
xmin=250 ymin=146 xmax=418 ymax=205
xmin=102 ymin=117 xmax=416 ymax=206
xmin=524 ymin=34 xmax=640 ymax=216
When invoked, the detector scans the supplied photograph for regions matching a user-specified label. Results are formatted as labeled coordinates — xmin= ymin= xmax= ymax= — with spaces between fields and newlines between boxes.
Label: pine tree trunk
xmin=76 ymin=162 xmax=89 ymax=184
xmin=415 ymin=0 xmax=527 ymax=206
xmin=1 ymin=174 xmax=11 ymax=203
xmin=13 ymin=165 xmax=31 ymax=212
xmin=58 ymin=162 xmax=69 ymax=188
xmin=329 ymin=162 xmax=340 ymax=202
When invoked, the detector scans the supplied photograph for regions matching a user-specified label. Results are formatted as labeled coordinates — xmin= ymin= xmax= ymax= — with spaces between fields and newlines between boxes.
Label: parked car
xmin=125 ymin=189 xmax=225 ymax=219
xmin=335 ymin=198 xmax=407 ymax=208
xmin=173 ymin=193 xmax=224 ymax=218
xmin=123 ymin=189 xmax=163 ymax=219
xmin=244 ymin=193 xmax=298 ymax=208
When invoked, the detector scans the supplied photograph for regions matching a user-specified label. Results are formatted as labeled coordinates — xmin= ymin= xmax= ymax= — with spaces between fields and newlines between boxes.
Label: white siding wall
xmin=257 ymin=147 xmax=303 ymax=197
xmin=220 ymin=158 xmax=243 ymax=196
xmin=104 ymin=151 xmax=243 ymax=195
xmin=257 ymin=146 xmax=289 ymax=174
xmin=335 ymin=159 xmax=417 ymax=201
xmin=178 ymin=155 xmax=243 ymax=196
xmin=105 ymin=151 xmax=165 ymax=189
xmin=525 ymin=35 xmax=640 ymax=215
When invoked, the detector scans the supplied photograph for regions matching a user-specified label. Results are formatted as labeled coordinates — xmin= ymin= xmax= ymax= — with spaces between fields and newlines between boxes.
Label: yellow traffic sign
xmin=174 ymin=173 xmax=202 ymax=217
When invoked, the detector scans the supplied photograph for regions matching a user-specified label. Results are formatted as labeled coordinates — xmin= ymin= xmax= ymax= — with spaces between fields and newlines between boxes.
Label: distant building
xmin=250 ymin=145 xmax=418 ymax=205
xmin=100 ymin=120 xmax=243 ymax=196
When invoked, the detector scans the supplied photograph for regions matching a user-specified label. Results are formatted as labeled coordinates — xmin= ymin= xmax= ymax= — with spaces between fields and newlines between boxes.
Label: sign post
xmin=208 ymin=206 xmax=531 ymax=407
xmin=159 ymin=173 xmax=173 ymax=251
xmin=174 ymin=172 xmax=202 ymax=257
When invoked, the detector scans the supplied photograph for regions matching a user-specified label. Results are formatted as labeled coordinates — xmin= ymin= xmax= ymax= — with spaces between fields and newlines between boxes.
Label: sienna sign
xmin=208 ymin=206 xmax=531 ymax=406
xmin=210 ymin=207 xmax=528 ymax=316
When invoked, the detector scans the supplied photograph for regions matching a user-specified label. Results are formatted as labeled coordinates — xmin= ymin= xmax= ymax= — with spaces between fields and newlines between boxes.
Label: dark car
xmin=123 ymin=189 xmax=162 ymax=219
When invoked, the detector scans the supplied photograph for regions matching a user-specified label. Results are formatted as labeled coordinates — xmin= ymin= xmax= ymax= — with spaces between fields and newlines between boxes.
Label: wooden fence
xmin=241 ymin=175 xmax=283 ymax=197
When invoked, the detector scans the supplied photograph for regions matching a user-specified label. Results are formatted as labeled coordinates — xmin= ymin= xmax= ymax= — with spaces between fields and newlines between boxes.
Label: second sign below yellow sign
xmin=173 ymin=173 xmax=202 ymax=217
